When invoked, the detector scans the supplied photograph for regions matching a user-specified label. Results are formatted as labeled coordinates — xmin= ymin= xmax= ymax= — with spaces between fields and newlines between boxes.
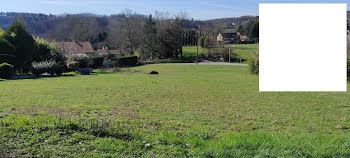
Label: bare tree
xmin=71 ymin=17 xmax=98 ymax=42
xmin=118 ymin=9 xmax=143 ymax=55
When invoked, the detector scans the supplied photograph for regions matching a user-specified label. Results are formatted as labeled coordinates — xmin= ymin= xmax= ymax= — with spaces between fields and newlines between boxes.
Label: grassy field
xmin=182 ymin=46 xmax=209 ymax=56
xmin=227 ymin=44 xmax=258 ymax=62
xmin=183 ymin=44 xmax=258 ymax=62
xmin=1 ymin=64 xmax=350 ymax=157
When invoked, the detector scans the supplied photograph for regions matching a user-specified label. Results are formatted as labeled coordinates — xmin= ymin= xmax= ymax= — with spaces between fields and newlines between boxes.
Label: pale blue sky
xmin=1 ymin=0 xmax=350 ymax=20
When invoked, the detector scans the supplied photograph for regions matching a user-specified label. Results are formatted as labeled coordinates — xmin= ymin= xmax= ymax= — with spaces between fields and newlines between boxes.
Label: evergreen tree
xmin=140 ymin=14 xmax=158 ymax=59
xmin=3 ymin=20 xmax=35 ymax=72
xmin=0 ymin=38 xmax=15 ymax=64
xmin=246 ymin=20 xmax=259 ymax=39
xmin=237 ymin=25 xmax=245 ymax=35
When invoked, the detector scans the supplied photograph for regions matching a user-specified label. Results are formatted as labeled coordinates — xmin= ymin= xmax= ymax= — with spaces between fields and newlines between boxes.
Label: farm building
xmin=97 ymin=47 xmax=123 ymax=59
xmin=240 ymin=35 xmax=247 ymax=41
xmin=217 ymin=29 xmax=239 ymax=43
xmin=58 ymin=41 xmax=95 ymax=56
xmin=217 ymin=33 xmax=223 ymax=42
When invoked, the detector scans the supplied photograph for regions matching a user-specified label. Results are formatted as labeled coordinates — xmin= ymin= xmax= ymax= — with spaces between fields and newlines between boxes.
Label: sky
xmin=1 ymin=0 xmax=350 ymax=20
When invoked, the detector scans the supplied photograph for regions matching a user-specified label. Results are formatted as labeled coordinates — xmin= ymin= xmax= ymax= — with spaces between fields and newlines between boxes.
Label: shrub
xmin=199 ymin=36 xmax=205 ymax=48
xmin=92 ymin=55 xmax=104 ymax=68
xmin=115 ymin=56 xmax=138 ymax=67
xmin=67 ymin=53 xmax=91 ymax=68
xmin=0 ymin=38 xmax=15 ymax=64
xmin=0 ymin=63 xmax=14 ymax=79
xmin=248 ymin=51 xmax=259 ymax=74
xmin=219 ymin=48 xmax=237 ymax=62
xmin=203 ymin=36 xmax=209 ymax=48
xmin=67 ymin=61 xmax=80 ymax=71
xmin=32 ymin=60 xmax=64 ymax=76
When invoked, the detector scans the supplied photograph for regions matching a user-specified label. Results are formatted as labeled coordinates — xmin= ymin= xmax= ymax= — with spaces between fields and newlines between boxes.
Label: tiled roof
xmin=97 ymin=49 xmax=123 ymax=56
xmin=59 ymin=41 xmax=95 ymax=54
xmin=222 ymin=29 xmax=237 ymax=34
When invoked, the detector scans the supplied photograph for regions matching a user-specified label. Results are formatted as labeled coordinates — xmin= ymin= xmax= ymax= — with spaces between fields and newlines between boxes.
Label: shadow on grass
xmin=7 ymin=72 xmax=80 ymax=81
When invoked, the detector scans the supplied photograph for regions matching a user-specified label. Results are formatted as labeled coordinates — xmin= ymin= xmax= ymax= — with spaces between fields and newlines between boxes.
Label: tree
xmin=172 ymin=16 xmax=186 ymax=58
xmin=97 ymin=32 xmax=108 ymax=42
xmin=156 ymin=16 xmax=176 ymax=59
xmin=246 ymin=20 xmax=259 ymax=40
xmin=71 ymin=17 xmax=98 ymax=42
xmin=199 ymin=36 xmax=205 ymax=48
xmin=140 ymin=14 xmax=158 ymax=60
xmin=3 ymin=20 xmax=35 ymax=72
xmin=174 ymin=11 xmax=189 ymax=58
xmin=0 ymin=28 xmax=15 ymax=61
xmin=237 ymin=25 xmax=245 ymax=35
xmin=118 ymin=12 xmax=143 ymax=55
xmin=154 ymin=11 xmax=187 ymax=59
xmin=32 ymin=36 xmax=62 ymax=62
xmin=32 ymin=37 xmax=67 ymax=75
xmin=0 ymin=38 xmax=15 ymax=64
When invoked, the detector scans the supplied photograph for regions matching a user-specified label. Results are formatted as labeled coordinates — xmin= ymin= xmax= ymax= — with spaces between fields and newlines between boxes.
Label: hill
xmin=0 ymin=12 xmax=257 ymax=38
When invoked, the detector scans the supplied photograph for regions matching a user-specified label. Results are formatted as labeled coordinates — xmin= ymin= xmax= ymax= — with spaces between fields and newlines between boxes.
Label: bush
xmin=115 ymin=56 xmax=138 ymax=67
xmin=92 ymin=55 xmax=104 ymax=68
xmin=67 ymin=53 xmax=91 ymax=68
xmin=199 ymin=36 xmax=205 ymax=48
xmin=0 ymin=38 xmax=15 ymax=64
xmin=67 ymin=61 xmax=80 ymax=71
xmin=0 ymin=63 xmax=14 ymax=79
xmin=219 ymin=48 xmax=237 ymax=62
xmin=32 ymin=60 xmax=64 ymax=76
xmin=248 ymin=51 xmax=259 ymax=74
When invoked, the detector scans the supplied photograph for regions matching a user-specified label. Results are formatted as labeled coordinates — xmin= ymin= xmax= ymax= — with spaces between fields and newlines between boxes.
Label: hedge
xmin=115 ymin=56 xmax=138 ymax=67
xmin=92 ymin=56 xmax=104 ymax=68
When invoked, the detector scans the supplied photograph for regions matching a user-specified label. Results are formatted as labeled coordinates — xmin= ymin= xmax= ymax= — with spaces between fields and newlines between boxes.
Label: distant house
xmin=217 ymin=33 xmax=224 ymax=42
xmin=217 ymin=29 xmax=239 ymax=43
xmin=239 ymin=35 xmax=247 ymax=42
xmin=97 ymin=47 xmax=123 ymax=59
xmin=58 ymin=41 xmax=95 ymax=56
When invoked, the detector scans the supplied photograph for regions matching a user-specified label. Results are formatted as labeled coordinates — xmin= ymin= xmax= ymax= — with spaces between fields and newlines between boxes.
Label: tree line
xmin=0 ymin=11 xmax=259 ymax=77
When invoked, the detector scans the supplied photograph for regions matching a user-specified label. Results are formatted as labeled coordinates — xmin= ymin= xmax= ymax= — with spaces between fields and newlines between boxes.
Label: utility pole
xmin=196 ymin=32 xmax=199 ymax=64
xmin=229 ymin=48 xmax=231 ymax=63
xmin=196 ymin=24 xmax=200 ymax=65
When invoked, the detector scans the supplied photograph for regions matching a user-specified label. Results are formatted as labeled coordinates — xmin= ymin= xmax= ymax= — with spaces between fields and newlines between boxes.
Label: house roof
xmin=222 ymin=29 xmax=237 ymax=34
xmin=97 ymin=49 xmax=123 ymax=56
xmin=59 ymin=41 xmax=95 ymax=54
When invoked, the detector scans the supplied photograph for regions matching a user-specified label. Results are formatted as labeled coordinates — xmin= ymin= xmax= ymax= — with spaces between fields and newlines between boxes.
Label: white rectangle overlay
xmin=259 ymin=3 xmax=347 ymax=92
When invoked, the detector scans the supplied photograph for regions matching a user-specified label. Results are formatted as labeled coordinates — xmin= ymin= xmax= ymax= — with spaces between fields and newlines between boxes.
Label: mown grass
xmin=182 ymin=46 xmax=209 ymax=57
xmin=183 ymin=44 xmax=258 ymax=62
xmin=1 ymin=64 xmax=350 ymax=157
xmin=227 ymin=44 xmax=258 ymax=62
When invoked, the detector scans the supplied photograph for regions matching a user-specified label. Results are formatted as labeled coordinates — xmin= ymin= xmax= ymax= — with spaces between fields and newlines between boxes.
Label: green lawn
xmin=183 ymin=44 xmax=258 ymax=62
xmin=182 ymin=46 xmax=209 ymax=56
xmin=227 ymin=44 xmax=258 ymax=62
xmin=1 ymin=64 xmax=350 ymax=157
